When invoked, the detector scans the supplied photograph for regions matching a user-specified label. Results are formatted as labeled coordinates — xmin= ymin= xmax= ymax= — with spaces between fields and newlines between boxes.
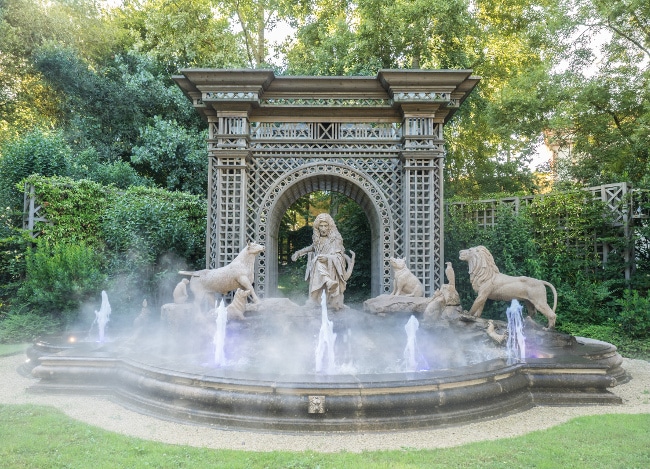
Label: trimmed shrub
xmin=616 ymin=290 xmax=650 ymax=339
xmin=23 ymin=175 xmax=113 ymax=247
xmin=15 ymin=241 xmax=106 ymax=326
xmin=0 ymin=309 xmax=60 ymax=343
xmin=555 ymin=275 xmax=615 ymax=326
xmin=101 ymin=186 xmax=206 ymax=311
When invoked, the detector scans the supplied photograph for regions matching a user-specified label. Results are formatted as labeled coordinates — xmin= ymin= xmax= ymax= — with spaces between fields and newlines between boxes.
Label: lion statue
xmin=459 ymin=246 xmax=557 ymax=329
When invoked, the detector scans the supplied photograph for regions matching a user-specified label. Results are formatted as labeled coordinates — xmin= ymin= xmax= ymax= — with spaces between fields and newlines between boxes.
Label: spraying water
xmin=315 ymin=291 xmax=337 ymax=374
xmin=506 ymin=299 xmax=526 ymax=364
xmin=92 ymin=290 xmax=111 ymax=343
xmin=214 ymin=299 xmax=228 ymax=366
xmin=337 ymin=328 xmax=358 ymax=374
xmin=403 ymin=315 xmax=419 ymax=371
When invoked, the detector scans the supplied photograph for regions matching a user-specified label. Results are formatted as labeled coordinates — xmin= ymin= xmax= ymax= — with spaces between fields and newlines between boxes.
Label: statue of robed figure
xmin=291 ymin=213 xmax=355 ymax=310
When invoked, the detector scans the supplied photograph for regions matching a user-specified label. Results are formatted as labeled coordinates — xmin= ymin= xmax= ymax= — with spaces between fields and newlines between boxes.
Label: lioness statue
xmin=459 ymin=246 xmax=557 ymax=329
xmin=389 ymin=257 xmax=424 ymax=297
xmin=179 ymin=241 xmax=264 ymax=309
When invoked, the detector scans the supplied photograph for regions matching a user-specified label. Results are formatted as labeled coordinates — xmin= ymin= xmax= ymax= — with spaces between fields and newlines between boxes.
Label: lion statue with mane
xmin=459 ymin=246 xmax=557 ymax=329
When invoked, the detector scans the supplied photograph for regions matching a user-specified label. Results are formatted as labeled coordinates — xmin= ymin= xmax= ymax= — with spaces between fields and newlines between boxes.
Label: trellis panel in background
xmin=446 ymin=182 xmax=646 ymax=280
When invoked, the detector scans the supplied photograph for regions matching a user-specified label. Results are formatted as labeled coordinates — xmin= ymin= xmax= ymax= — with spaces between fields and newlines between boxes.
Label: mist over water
xmin=142 ymin=302 xmax=510 ymax=379
xmin=71 ymin=285 xmax=510 ymax=380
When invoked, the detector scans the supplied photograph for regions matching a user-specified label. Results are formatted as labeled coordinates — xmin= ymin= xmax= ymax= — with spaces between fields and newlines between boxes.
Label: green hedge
xmin=0 ymin=177 xmax=206 ymax=341
xmin=23 ymin=175 xmax=113 ymax=247
xmin=101 ymin=186 xmax=206 ymax=314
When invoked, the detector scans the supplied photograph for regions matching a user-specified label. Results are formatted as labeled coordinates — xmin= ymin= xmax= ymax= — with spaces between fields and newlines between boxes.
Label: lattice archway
xmin=257 ymin=162 xmax=395 ymax=298
xmin=174 ymin=69 xmax=479 ymax=299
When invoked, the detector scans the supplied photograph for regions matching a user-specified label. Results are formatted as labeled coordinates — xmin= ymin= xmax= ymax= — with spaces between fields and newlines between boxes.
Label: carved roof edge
xmin=173 ymin=69 xmax=480 ymax=123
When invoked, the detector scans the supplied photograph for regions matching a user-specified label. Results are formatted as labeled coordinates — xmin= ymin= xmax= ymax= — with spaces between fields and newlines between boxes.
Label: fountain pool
xmin=25 ymin=302 xmax=626 ymax=432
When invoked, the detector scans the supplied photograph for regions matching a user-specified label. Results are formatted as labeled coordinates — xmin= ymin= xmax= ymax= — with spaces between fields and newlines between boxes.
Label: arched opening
xmin=264 ymin=174 xmax=384 ymax=301
xmin=276 ymin=191 xmax=372 ymax=305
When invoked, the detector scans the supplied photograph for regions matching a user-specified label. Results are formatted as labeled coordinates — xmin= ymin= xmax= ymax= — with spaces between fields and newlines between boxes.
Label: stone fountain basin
xmin=27 ymin=334 xmax=626 ymax=432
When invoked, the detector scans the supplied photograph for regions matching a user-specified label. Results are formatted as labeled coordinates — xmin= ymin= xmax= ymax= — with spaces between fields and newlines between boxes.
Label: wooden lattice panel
xmin=446 ymin=183 xmax=634 ymax=280
xmin=244 ymin=153 xmax=404 ymax=297
xmin=208 ymin=156 xmax=248 ymax=269
xmin=403 ymin=156 xmax=444 ymax=294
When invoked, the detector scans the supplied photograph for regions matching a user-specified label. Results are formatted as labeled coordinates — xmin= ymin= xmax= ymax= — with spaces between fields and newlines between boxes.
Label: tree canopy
xmin=0 ymin=0 xmax=648 ymax=194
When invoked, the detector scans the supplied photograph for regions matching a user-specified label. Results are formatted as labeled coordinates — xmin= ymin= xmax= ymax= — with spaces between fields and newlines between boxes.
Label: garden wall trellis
xmin=447 ymin=182 xmax=650 ymax=280
xmin=173 ymin=70 xmax=479 ymax=297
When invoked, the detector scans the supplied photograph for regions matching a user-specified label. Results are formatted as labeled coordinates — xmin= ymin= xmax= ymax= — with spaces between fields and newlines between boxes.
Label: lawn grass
xmin=1 ymin=405 xmax=649 ymax=468
xmin=0 ymin=343 xmax=29 ymax=357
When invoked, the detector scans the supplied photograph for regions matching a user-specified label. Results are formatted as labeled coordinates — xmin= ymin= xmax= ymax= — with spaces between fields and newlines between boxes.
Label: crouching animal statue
xmin=389 ymin=258 xmax=424 ymax=297
xmin=459 ymin=245 xmax=557 ymax=329
xmin=179 ymin=241 xmax=264 ymax=309
xmin=226 ymin=288 xmax=251 ymax=321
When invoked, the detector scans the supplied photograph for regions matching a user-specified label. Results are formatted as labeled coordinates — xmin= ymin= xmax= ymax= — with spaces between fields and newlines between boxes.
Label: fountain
xmin=403 ymin=315 xmax=420 ymax=372
xmin=505 ymin=300 xmax=526 ymax=365
xmin=24 ymin=240 xmax=628 ymax=432
xmin=19 ymin=69 xmax=627 ymax=432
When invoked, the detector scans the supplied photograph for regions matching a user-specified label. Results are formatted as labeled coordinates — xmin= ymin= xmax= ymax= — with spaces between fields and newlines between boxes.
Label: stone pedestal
xmin=160 ymin=303 xmax=195 ymax=332
xmin=363 ymin=294 xmax=432 ymax=314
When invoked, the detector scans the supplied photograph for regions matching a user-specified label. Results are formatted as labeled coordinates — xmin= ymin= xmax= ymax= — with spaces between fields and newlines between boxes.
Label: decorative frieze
xmin=393 ymin=91 xmax=451 ymax=102
xmin=261 ymin=98 xmax=391 ymax=107
xmin=203 ymin=91 xmax=258 ymax=101
xmin=250 ymin=122 xmax=401 ymax=140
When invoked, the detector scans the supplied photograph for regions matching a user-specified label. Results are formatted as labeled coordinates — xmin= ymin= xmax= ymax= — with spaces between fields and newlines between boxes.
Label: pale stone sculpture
xmin=363 ymin=294 xmax=431 ymax=314
xmin=445 ymin=261 xmax=455 ymax=288
xmin=486 ymin=319 xmax=507 ymax=344
xmin=291 ymin=213 xmax=355 ymax=310
xmin=423 ymin=262 xmax=461 ymax=321
xmin=226 ymin=288 xmax=250 ymax=321
xmin=179 ymin=241 xmax=265 ymax=309
xmin=133 ymin=298 xmax=151 ymax=329
xmin=459 ymin=246 xmax=557 ymax=329
xmin=173 ymin=278 xmax=190 ymax=304
xmin=389 ymin=258 xmax=424 ymax=297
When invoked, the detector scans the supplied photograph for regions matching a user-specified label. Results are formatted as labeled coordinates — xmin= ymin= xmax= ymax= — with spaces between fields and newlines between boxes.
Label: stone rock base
xmin=363 ymin=294 xmax=432 ymax=314
xmin=246 ymin=297 xmax=303 ymax=316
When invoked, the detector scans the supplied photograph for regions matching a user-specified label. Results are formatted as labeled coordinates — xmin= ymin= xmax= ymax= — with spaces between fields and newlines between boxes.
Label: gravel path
xmin=1 ymin=353 xmax=649 ymax=453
